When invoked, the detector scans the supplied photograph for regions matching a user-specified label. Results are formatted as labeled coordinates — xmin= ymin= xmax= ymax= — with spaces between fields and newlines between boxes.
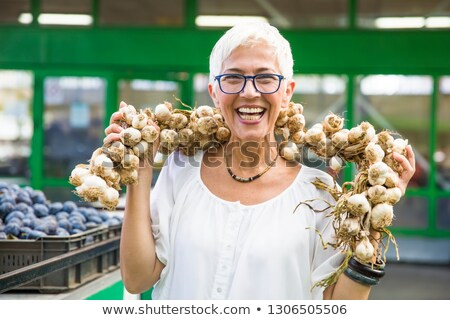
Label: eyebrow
xmin=223 ymin=67 xmax=277 ymax=74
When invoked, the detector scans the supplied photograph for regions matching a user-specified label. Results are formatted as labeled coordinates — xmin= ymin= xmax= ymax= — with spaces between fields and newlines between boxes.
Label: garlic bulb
xmin=196 ymin=105 xmax=214 ymax=118
xmin=329 ymin=156 xmax=344 ymax=172
xmin=69 ymin=165 xmax=91 ymax=187
xmin=99 ymin=187 xmax=120 ymax=211
xmin=348 ymin=126 xmax=364 ymax=144
xmin=280 ymin=142 xmax=299 ymax=161
xmin=120 ymin=127 xmax=142 ymax=147
xmin=291 ymin=130 xmax=305 ymax=145
xmin=347 ymin=194 xmax=371 ymax=216
xmin=375 ymin=131 xmax=394 ymax=153
xmin=215 ymin=127 xmax=231 ymax=142
xmin=370 ymin=203 xmax=394 ymax=230
xmin=392 ymin=138 xmax=408 ymax=156
xmin=367 ymin=185 xmax=387 ymax=204
xmin=287 ymin=102 xmax=303 ymax=116
xmin=341 ymin=218 xmax=360 ymax=236
xmin=368 ymin=161 xmax=390 ymax=186
xmin=121 ymin=153 xmax=140 ymax=170
xmin=131 ymin=112 xmax=148 ymax=130
xmin=385 ymin=187 xmax=402 ymax=205
xmin=132 ymin=140 xmax=149 ymax=158
xmin=365 ymin=142 xmax=385 ymax=164
xmin=197 ymin=116 xmax=219 ymax=135
xmin=287 ymin=114 xmax=306 ymax=132
xmin=169 ymin=113 xmax=188 ymax=130
xmin=384 ymin=170 xmax=399 ymax=188
xmin=141 ymin=125 xmax=159 ymax=143
xmin=76 ymin=175 xmax=108 ymax=202
xmin=305 ymin=125 xmax=326 ymax=146
xmin=360 ymin=122 xmax=376 ymax=142
xmin=355 ymin=237 xmax=375 ymax=263
xmin=331 ymin=129 xmax=349 ymax=149
xmin=103 ymin=141 xmax=126 ymax=162
xmin=121 ymin=104 xmax=137 ymax=125
xmin=119 ymin=167 xmax=138 ymax=185
xmin=154 ymin=102 xmax=172 ymax=122
xmin=322 ymin=113 xmax=344 ymax=134
xmin=160 ymin=129 xmax=178 ymax=144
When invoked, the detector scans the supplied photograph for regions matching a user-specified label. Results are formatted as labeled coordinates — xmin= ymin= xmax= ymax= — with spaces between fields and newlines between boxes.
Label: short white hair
xmin=209 ymin=22 xmax=294 ymax=84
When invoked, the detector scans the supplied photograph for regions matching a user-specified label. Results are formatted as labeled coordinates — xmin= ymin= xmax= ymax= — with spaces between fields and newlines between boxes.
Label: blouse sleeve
xmin=150 ymin=154 xmax=176 ymax=266
xmin=309 ymin=174 xmax=345 ymax=299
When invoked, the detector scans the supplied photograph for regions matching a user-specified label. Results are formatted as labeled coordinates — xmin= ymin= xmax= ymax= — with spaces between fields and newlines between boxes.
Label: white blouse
xmin=150 ymin=151 xmax=344 ymax=300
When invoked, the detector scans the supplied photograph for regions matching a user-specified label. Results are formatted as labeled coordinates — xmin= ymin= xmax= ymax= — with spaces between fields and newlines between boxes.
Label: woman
xmin=104 ymin=22 xmax=415 ymax=299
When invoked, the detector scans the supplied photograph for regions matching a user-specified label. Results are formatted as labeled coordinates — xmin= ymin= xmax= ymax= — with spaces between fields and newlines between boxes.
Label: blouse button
xmin=216 ymin=287 xmax=222 ymax=293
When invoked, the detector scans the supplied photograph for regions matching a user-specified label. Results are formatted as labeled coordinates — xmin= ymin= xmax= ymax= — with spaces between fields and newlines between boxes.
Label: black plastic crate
xmin=0 ymin=225 xmax=121 ymax=293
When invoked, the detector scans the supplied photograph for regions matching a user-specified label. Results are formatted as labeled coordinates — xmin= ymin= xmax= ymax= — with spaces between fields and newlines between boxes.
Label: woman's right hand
xmin=103 ymin=101 xmax=160 ymax=167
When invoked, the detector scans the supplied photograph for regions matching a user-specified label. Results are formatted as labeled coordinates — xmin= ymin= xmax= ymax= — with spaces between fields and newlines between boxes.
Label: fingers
xmin=405 ymin=145 xmax=416 ymax=171
xmin=103 ymin=132 xmax=121 ymax=145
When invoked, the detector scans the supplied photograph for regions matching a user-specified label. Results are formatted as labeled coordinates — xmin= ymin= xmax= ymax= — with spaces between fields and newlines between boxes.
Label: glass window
xmin=437 ymin=198 xmax=450 ymax=230
xmin=43 ymin=76 xmax=105 ymax=179
xmin=393 ymin=197 xmax=428 ymax=229
xmin=355 ymin=75 xmax=431 ymax=188
xmin=197 ymin=0 xmax=347 ymax=29
xmin=358 ymin=0 xmax=450 ymax=29
xmin=99 ymin=0 xmax=184 ymax=27
xmin=119 ymin=79 xmax=180 ymax=110
xmin=194 ymin=73 xmax=213 ymax=107
xmin=437 ymin=76 xmax=450 ymax=190
xmin=0 ymin=0 xmax=30 ymax=25
xmin=0 ymin=70 xmax=33 ymax=185
xmin=41 ymin=0 xmax=91 ymax=14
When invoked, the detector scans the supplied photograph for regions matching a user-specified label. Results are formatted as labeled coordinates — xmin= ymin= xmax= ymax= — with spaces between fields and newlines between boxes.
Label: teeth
xmin=240 ymin=114 xmax=262 ymax=120
xmin=237 ymin=107 xmax=264 ymax=114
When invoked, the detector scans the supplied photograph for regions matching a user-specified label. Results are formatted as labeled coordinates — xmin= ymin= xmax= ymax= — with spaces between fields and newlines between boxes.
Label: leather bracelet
xmin=348 ymin=257 xmax=386 ymax=279
xmin=344 ymin=267 xmax=380 ymax=286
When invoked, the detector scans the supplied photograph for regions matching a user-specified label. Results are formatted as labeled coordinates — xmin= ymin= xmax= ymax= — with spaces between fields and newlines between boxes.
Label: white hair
xmin=209 ymin=22 xmax=294 ymax=84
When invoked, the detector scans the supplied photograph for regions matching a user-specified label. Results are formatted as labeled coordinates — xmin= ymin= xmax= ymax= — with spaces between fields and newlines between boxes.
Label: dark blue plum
xmin=99 ymin=212 xmax=110 ymax=222
xmin=85 ymin=221 xmax=99 ymax=229
xmin=28 ymin=230 xmax=47 ymax=239
xmin=33 ymin=203 xmax=49 ymax=218
xmin=55 ymin=211 xmax=70 ymax=220
xmin=0 ymin=202 xmax=15 ymax=219
xmin=57 ymin=219 xmax=72 ymax=232
xmin=22 ymin=218 xmax=37 ymax=229
xmin=56 ymin=228 xmax=70 ymax=236
xmin=6 ymin=217 xmax=23 ymax=227
xmin=19 ymin=227 xmax=33 ymax=239
xmin=0 ymin=182 xmax=9 ymax=190
xmin=49 ymin=202 xmax=64 ymax=215
xmin=70 ymin=228 xmax=83 ymax=235
xmin=15 ymin=203 xmax=34 ymax=215
xmin=0 ymin=193 xmax=15 ymax=205
xmin=5 ymin=210 xmax=25 ymax=224
xmin=4 ymin=223 xmax=21 ymax=237
xmin=106 ymin=219 xmax=120 ymax=226
xmin=63 ymin=201 xmax=77 ymax=213
xmin=31 ymin=190 xmax=47 ymax=204
xmin=87 ymin=215 xmax=103 ymax=224
xmin=70 ymin=211 xmax=87 ymax=223
xmin=85 ymin=235 xmax=94 ymax=244
xmin=16 ymin=191 xmax=33 ymax=206
xmin=71 ymin=221 xmax=86 ymax=231
xmin=0 ymin=232 xmax=6 ymax=239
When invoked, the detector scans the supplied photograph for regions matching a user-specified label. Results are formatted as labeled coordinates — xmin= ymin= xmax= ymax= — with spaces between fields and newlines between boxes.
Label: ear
xmin=282 ymin=79 xmax=296 ymax=108
xmin=208 ymin=83 xmax=220 ymax=107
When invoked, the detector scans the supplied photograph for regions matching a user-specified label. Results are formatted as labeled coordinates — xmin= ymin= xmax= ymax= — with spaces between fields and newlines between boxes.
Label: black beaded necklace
xmin=225 ymin=152 xmax=279 ymax=183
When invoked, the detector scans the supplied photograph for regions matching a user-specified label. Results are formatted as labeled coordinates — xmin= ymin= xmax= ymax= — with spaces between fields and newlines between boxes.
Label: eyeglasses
xmin=214 ymin=73 xmax=285 ymax=94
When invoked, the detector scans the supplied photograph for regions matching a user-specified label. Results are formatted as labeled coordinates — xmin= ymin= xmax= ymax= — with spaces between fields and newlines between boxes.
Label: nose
xmin=240 ymin=78 xmax=260 ymax=97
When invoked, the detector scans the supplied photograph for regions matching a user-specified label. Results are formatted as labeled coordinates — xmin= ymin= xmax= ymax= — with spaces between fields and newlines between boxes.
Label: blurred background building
xmin=0 ymin=0 xmax=449 ymax=268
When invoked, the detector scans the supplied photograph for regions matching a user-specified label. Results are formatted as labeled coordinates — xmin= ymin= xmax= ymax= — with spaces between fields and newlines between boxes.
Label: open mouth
xmin=236 ymin=107 xmax=265 ymax=121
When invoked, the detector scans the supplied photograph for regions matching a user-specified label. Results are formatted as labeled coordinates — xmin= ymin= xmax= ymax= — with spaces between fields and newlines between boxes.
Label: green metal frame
xmin=1 ymin=0 xmax=450 ymax=237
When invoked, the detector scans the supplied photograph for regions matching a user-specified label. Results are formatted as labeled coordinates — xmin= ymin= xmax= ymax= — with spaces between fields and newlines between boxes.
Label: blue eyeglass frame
xmin=214 ymin=73 xmax=285 ymax=94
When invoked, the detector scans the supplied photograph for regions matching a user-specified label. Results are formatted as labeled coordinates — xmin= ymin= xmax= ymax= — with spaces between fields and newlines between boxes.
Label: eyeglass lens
xmin=219 ymin=74 xmax=281 ymax=94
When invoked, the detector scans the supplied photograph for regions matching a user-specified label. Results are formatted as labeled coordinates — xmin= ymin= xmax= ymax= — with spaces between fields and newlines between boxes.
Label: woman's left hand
xmin=392 ymin=145 xmax=416 ymax=195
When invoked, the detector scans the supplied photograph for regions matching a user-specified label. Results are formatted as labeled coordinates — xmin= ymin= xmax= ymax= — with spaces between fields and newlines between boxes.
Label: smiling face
xmin=208 ymin=43 xmax=295 ymax=143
